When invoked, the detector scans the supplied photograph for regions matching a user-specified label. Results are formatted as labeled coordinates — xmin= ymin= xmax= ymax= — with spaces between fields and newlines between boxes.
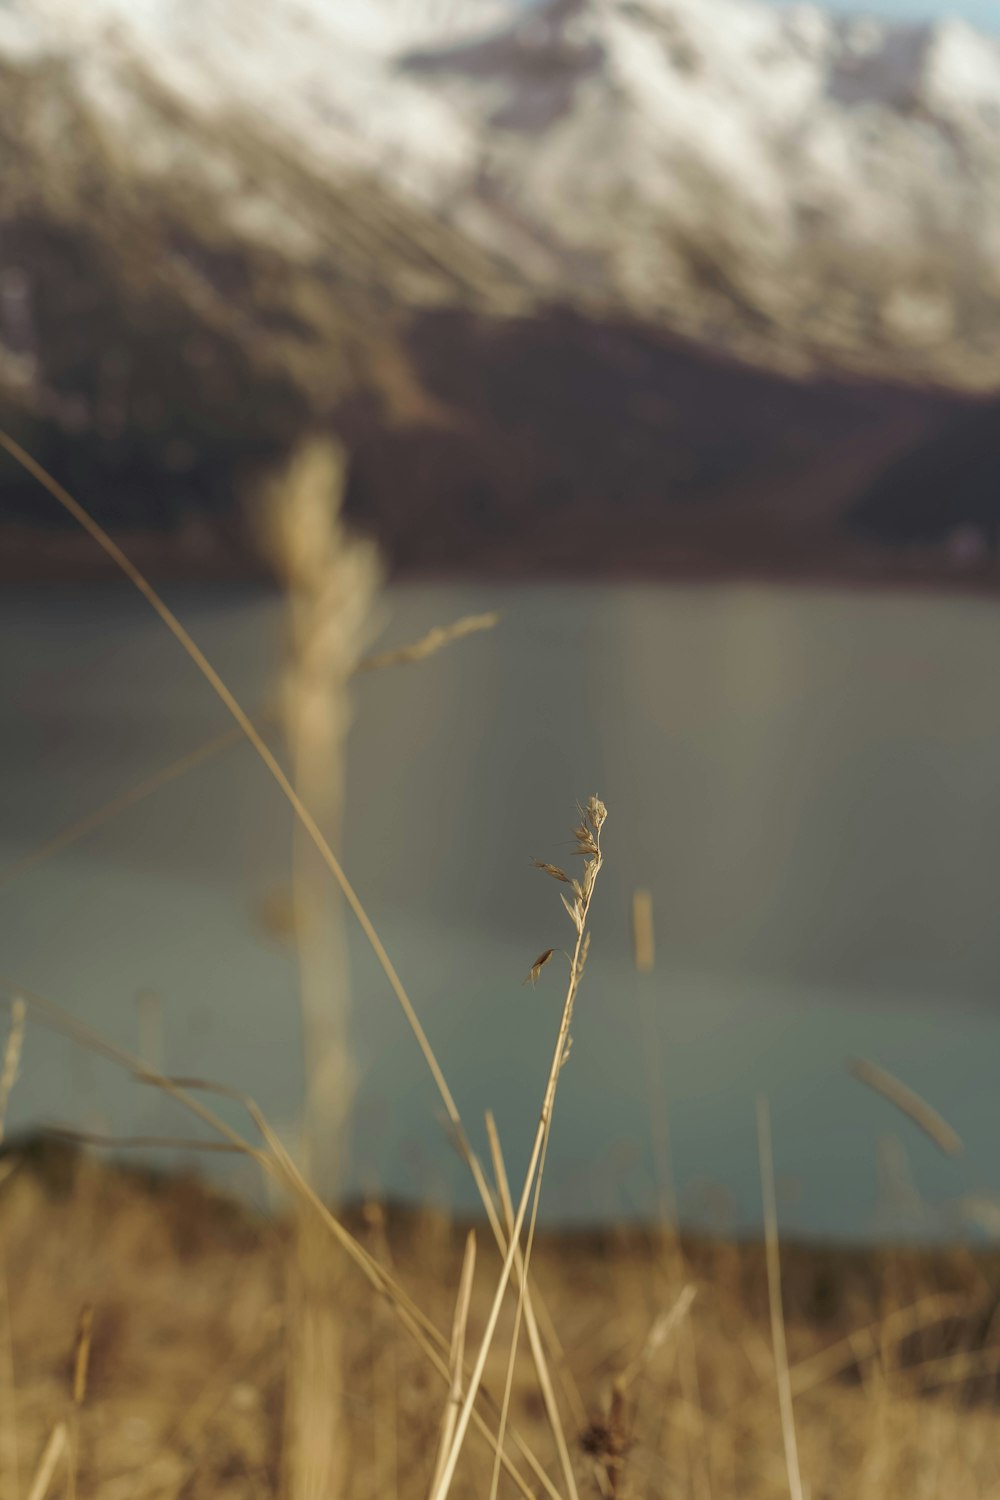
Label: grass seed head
xmin=524 ymin=949 xmax=557 ymax=987
xmin=586 ymin=796 xmax=608 ymax=832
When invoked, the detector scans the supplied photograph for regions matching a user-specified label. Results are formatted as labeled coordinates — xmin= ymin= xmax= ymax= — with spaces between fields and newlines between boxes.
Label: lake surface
xmin=3 ymin=580 xmax=1000 ymax=1242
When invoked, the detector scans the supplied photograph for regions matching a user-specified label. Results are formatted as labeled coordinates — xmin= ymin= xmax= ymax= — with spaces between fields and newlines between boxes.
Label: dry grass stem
xmin=357 ymin=612 xmax=499 ymax=674
xmin=0 ymin=999 xmax=26 ymax=1147
xmin=486 ymin=1108 xmax=587 ymax=1477
xmin=0 ymin=991 xmax=27 ymax=1500
xmin=487 ymin=1113 xmax=585 ymax=1500
xmin=71 ymin=1305 xmax=93 ymax=1408
xmin=0 ymin=1265 xmax=19 ymax=1500
xmin=429 ymin=1230 xmax=477 ymax=1499
xmin=135 ymin=989 xmax=162 ymax=1076
xmin=66 ymin=1304 xmax=93 ymax=1500
xmin=617 ymin=1285 xmax=698 ymax=1393
xmin=631 ymin=891 xmax=711 ymax=1499
xmin=430 ymin=797 xmax=607 ymax=1500
xmin=757 ymin=1097 xmax=805 ymax=1500
xmin=630 ymin=890 xmax=655 ymax=976
xmin=259 ymin=439 xmax=381 ymax=1499
xmin=488 ymin=1252 xmax=535 ymax=1500
xmin=790 ymin=1291 xmax=971 ymax=1396
xmin=365 ymin=1204 xmax=401 ymax=1500
xmin=24 ymin=1424 xmax=66 ymax=1500
xmin=849 ymin=1058 xmax=963 ymax=1158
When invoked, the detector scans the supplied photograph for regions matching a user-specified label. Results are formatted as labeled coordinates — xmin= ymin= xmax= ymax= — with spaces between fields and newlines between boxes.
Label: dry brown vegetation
xmin=3 ymin=1149 xmax=1000 ymax=1500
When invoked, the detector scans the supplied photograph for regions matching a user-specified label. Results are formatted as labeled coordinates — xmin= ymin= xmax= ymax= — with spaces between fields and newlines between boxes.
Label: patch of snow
xmin=3 ymin=0 xmax=1000 ymax=375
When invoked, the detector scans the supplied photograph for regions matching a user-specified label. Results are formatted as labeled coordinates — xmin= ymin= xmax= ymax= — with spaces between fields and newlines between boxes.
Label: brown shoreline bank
xmin=5 ymin=522 xmax=1000 ymax=604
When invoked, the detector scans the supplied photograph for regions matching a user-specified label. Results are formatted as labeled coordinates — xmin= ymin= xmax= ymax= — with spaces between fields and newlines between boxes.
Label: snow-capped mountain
xmin=4 ymin=0 xmax=1000 ymax=385
xmin=3 ymin=0 xmax=1000 ymax=579
xmin=398 ymin=0 xmax=1000 ymax=378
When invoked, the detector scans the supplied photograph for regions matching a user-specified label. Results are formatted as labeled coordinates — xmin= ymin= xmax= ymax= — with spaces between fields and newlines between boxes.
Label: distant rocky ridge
xmin=2 ymin=0 xmax=1000 ymax=582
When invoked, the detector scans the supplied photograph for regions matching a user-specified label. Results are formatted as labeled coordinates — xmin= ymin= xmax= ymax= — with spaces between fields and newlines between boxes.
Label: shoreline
xmin=5 ymin=525 xmax=1000 ymax=603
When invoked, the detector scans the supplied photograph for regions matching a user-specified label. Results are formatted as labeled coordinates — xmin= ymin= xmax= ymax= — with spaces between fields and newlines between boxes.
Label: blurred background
xmin=3 ymin=0 xmax=1000 ymax=1242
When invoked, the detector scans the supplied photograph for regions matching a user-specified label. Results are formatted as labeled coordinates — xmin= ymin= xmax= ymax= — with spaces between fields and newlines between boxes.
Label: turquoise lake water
xmin=4 ymin=580 xmax=1000 ymax=1241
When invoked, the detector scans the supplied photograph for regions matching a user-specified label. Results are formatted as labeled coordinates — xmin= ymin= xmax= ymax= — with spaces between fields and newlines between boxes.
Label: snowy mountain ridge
xmin=4 ymin=0 xmax=1000 ymax=578
xmin=390 ymin=0 xmax=1000 ymax=376
xmin=3 ymin=0 xmax=1000 ymax=385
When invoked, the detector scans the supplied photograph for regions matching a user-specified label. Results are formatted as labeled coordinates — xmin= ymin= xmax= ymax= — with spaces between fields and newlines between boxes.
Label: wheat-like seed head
xmin=259 ymin=437 xmax=382 ymax=784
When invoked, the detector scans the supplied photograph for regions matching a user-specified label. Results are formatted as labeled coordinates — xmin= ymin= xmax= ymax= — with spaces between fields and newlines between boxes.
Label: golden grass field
xmin=3 ymin=1143 xmax=1000 ymax=1500
xmin=3 ymin=432 xmax=1000 ymax=1498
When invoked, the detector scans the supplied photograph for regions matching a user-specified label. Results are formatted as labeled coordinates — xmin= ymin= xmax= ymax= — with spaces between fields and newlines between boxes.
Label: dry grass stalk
xmin=71 ymin=1304 xmax=92 ymax=1409
xmin=24 ymin=1424 xmax=66 ymax=1500
xmin=630 ymin=890 xmax=655 ymax=976
xmin=428 ymin=1230 xmax=477 ymax=1499
xmin=757 ymin=1097 xmax=805 ymax=1500
xmin=414 ymin=1105 xmax=577 ymax=1500
xmin=357 ymin=612 xmax=499 ymax=674
xmin=896 ymin=1341 xmax=1000 ymax=1393
xmin=135 ymin=989 xmax=162 ymax=1076
xmin=485 ymin=1114 xmax=581 ymax=1500
xmin=0 ymin=998 xmax=26 ymax=1147
xmin=617 ymin=1285 xmax=698 ymax=1394
xmin=364 ymin=1202 xmax=400 ymax=1500
xmin=430 ymin=797 xmax=607 ymax=1500
xmin=285 ymin=1226 xmax=348 ymax=1500
xmin=485 ymin=1110 xmax=587 ymax=1469
xmin=418 ymin=1080 xmax=585 ymax=1497
xmin=630 ymin=889 xmax=712 ymax=1500
xmin=790 ymin=1291 xmax=970 ymax=1396
xmin=849 ymin=1058 xmax=963 ymax=1158
xmin=262 ymin=436 xmax=379 ymax=1186
xmin=66 ymin=1303 xmax=93 ymax=1500
xmin=261 ymin=438 xmax=380 ymax=1500
xmin=0 ymin=1266 xmax=18 ymax=1500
